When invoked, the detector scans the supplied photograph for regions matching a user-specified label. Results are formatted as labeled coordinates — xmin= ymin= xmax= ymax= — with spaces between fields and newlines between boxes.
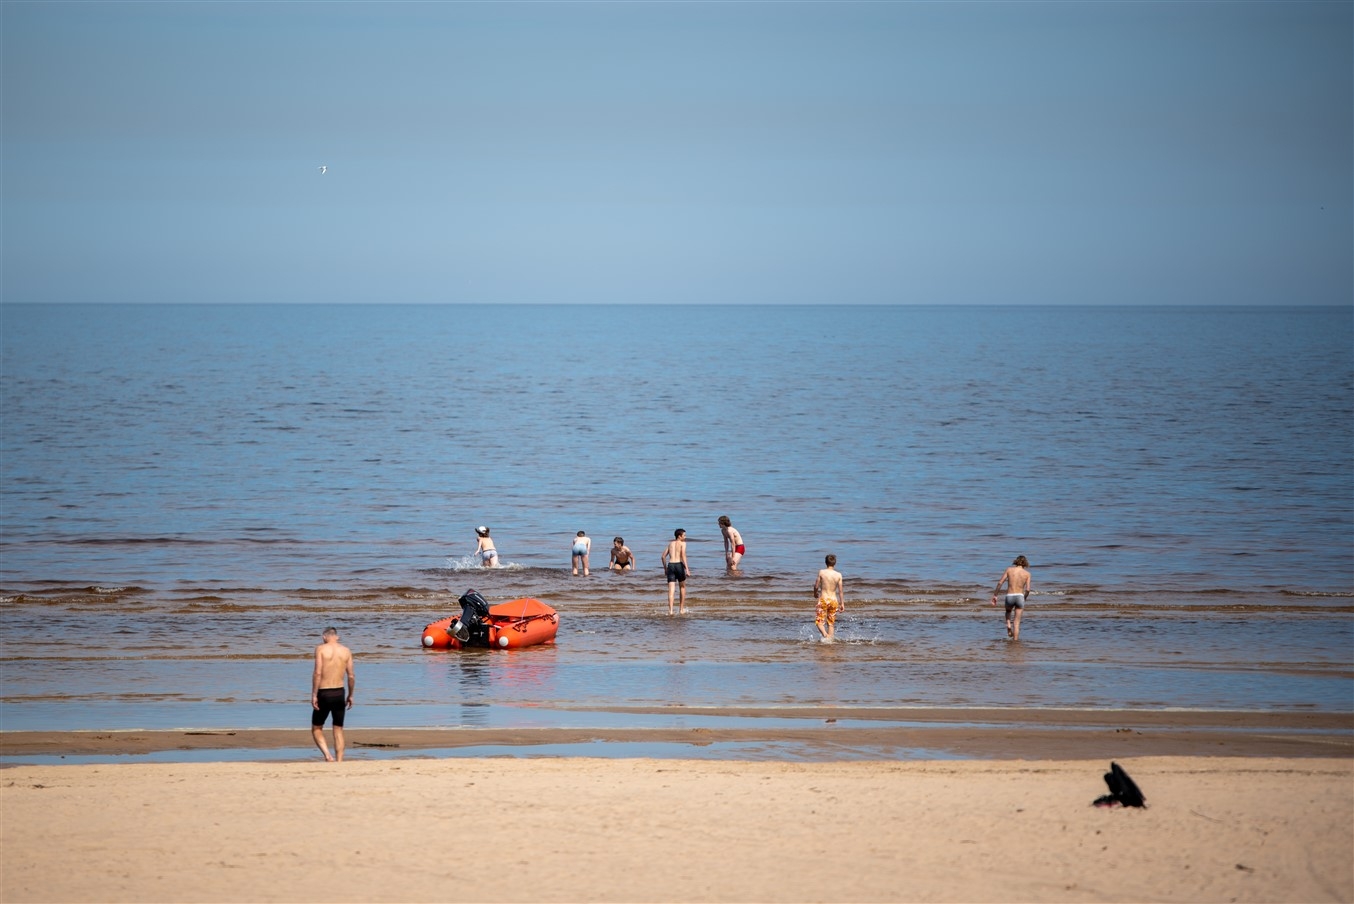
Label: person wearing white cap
xmin=474 ymin=526 xmax=500 ymax=567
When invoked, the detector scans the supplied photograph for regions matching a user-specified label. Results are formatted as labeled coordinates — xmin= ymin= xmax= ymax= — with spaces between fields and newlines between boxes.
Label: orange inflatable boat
xmin=422 ymin=593 xmax=558 ymax=650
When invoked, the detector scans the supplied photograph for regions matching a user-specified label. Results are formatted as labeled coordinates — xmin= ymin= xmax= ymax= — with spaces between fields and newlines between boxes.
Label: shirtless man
xmin=609 ymin=537 xmax=634 ymax=571
xmin=718 ymin=516 xmax=745 ymax=572
xmin=991 ymin=555 xmax=1032 ymax=641
xmin=813 ymin=554 xmax=845 ymax=642
xmin=661 ymin=529 xmax=690 ymax=616
xmin=310 ymin=627 xmax=355 ymax=762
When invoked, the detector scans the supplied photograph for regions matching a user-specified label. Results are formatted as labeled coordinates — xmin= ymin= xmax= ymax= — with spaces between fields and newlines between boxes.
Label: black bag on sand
xmin=1093 ymin=761 xmax=1147 ymax=808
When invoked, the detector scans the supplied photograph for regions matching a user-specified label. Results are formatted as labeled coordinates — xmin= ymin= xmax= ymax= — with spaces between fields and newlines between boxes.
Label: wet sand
xmin=2 ymin=755 xmax=1350 ymax=903
xmin=3 ymin=707 xmax=1350 ymax=760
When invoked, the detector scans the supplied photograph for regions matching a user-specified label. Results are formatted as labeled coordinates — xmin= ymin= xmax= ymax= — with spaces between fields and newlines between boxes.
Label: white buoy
xmin=498 ymin=635 xmax=509 ymax=648
xmin=422 ymin=635 xmax=434 ymax=647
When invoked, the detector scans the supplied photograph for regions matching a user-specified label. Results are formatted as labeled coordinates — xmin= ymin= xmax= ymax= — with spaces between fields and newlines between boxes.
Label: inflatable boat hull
xmin=422 ymin=598 xmax=559 ymax=650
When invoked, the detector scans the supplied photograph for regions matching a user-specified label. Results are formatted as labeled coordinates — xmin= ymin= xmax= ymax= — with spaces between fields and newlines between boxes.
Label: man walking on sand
xmin=311 ymin=627 xmax=355 ymax=762
xmin=662 ymin=529 xmax=691 ymax=616
xmin=814 ymin=554 xmax=845 ymax=642
xmin=991 ymin=555 xmax=1032 ymax=641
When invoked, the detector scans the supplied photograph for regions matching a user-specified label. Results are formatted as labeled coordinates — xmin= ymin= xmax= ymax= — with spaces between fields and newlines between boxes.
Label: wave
xmin=3 ymin=572 xmax=1351 ymax=616
xmin=434 ymin=556 xmax=544 ymax=573
xmin=17 ymin=535 xmax=314 ymax=547
xmin=63 ymin=537 xmax=215 ymax=546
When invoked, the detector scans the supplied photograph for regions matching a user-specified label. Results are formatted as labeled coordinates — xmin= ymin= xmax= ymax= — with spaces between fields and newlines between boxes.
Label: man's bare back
xmin=663 ymin=538 xmax=687 ymax=566
xmin=814 ymin=567 xmax=843 ymax=601
xmin=314 ymin=639 xmax=353 ymax=690
xmin=997 ymin=565 xmax=1030 ymax=597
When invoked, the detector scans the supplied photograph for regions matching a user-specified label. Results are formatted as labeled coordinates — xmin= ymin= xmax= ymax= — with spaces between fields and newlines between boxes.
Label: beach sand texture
xmin=3 ymin=756 xmax=1350 ymax=903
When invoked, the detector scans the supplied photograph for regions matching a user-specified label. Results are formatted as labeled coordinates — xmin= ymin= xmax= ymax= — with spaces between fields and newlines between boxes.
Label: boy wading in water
xmin=661 ymin=529 xmax=690 ymax=616
xmin=991 ymin=555 xmax=1032 ymax=640
xmin=814 ymin=555 xmax=844 ymax=642
xmin=311 ymin=627 xmax=355 ymax=762
xmin=609 ymin=537 xmax=634 ymax=571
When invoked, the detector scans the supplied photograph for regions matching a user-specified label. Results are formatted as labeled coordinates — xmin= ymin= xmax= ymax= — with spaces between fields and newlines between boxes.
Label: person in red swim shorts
xmin=718 ymin=515 xmax=745 ymax=572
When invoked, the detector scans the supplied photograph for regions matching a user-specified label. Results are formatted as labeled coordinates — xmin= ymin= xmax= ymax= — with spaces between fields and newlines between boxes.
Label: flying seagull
xmin=318 ymin=165 xmax=328 ymax=175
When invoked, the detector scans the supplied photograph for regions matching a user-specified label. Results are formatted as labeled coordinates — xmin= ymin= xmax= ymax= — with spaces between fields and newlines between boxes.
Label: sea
xmin=2 ymin=304 xmax=1351 ymax=758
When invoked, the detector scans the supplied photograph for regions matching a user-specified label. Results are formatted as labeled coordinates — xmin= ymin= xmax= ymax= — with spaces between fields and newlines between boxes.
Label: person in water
xmin=474 ymin=526 xmax=499 ymax=568
xmin=718 ymin=515 xmax=745 ymax=572
xmin=813 ymin=554 xmax=845 ymax=642
xmin=571 ymin=530 xmax=592 ymax=576
xmin=661 ymin=529 xmax=690 ymax=616
xmin=609 ymin=537 xmax=634 ymax=571
xmin=991 ymin=555 xmax=1032 ymax=640
xmin=310 ymin=626 xmax=355 ymax=762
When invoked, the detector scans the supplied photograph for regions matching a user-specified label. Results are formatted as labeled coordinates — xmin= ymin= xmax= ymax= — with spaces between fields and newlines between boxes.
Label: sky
xmin=2 ymin=0 xmax=1350 ymax=305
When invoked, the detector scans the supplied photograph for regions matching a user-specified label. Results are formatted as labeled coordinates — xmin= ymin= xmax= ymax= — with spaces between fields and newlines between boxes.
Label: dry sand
xmin=2 ymin=755 xmax=1350 ymax=903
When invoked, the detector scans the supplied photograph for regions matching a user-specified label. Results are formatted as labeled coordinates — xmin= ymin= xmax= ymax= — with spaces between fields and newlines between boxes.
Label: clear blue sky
xmin=3 ymin=1 xmax=1349 ymax=304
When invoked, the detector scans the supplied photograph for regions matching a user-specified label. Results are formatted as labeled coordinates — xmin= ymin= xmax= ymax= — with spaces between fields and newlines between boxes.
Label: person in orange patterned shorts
xmin=813 ymin=554 xmax=844 ymax=642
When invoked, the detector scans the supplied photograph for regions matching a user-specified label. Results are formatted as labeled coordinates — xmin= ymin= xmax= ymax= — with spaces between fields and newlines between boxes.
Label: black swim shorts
xmin=311 ymin=687 xmax=347 ymax=727
xmin=665 ymin=562 xmax=687 ymax=584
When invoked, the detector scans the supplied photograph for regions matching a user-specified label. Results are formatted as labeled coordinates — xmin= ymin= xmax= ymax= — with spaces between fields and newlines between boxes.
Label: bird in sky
xmin=318 ymin=165 xmax=328 ymax=175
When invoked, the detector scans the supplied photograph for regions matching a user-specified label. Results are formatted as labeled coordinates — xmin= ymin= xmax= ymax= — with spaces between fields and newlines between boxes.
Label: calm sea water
xmin=1 ymin=304 xmax=1351 ymax=737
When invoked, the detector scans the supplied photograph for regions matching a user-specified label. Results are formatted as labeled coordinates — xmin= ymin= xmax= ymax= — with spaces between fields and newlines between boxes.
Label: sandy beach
xmin=2 ymin=750 xmax=1350 ymax=903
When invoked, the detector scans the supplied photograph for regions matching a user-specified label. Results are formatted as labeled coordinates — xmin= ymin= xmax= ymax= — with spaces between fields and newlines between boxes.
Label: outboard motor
xmin=453 ymin=590 xmax=492 ymax=644
xmin=459 ymin=589 xmax=491 ymax=622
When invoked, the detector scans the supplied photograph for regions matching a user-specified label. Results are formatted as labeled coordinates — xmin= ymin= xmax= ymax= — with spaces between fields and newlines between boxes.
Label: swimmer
xmin=310 ymin=627 xmax=354 ymax=762
xmin=991 ymin=555 xmax=1032 ymax=640
xmin=571 ymin=530 xmax=591 ymax=575
xmin=474 ymin=526 xmax=500 ymax=568
xmin=661 ymin=529 xmax=690 ymax=615
xmin=718 ymin=515 xmax=745 ymax=572
xmin=813 ymin=554 xmax=844 ymax=642
xmin=609 ymin=537 xmax=634 ymax=571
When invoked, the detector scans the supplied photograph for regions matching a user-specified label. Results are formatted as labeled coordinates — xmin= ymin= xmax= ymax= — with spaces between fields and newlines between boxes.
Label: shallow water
xmin=1 ymin=304 xmax=1351 ymax=734
xmin=3 ymin=579 xmax=1349 ymax=732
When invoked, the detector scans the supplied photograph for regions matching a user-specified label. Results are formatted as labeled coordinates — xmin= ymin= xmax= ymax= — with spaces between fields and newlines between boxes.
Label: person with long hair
xmin=991 ymin=555 xmax=1032 ymax=640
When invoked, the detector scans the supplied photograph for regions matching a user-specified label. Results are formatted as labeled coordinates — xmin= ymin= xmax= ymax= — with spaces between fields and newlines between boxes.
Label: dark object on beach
xmin=1093 ymin=762 xmax=1147 ymax=808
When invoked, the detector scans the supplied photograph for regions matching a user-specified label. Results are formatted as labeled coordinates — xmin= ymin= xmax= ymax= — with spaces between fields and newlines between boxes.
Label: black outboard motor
xmin=453 ymin=590 xmax=492 ymax=643
xmin=459 ymin=589 xmax=491 ymax=623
